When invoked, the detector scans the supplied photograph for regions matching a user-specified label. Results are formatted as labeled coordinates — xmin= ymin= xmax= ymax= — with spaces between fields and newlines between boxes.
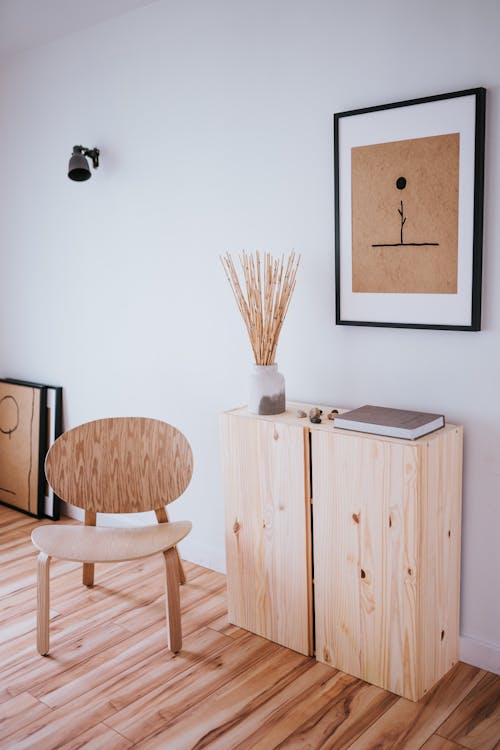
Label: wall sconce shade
xmin=68 ymin=145 xmax=100 ymax=181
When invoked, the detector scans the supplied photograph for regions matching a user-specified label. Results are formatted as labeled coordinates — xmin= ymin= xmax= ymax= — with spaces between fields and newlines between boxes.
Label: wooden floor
xmin=0 ymin=506 xmax=499 ymax=750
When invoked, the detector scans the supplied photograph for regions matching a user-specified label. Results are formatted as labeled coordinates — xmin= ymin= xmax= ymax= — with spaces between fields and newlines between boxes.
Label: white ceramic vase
xmin=248 ymin=364 xmax=285 ymax=415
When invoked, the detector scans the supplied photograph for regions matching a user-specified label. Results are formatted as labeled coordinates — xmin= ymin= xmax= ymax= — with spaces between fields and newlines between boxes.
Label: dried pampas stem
xmin=221 ymin=250 xmax=300 ymax=365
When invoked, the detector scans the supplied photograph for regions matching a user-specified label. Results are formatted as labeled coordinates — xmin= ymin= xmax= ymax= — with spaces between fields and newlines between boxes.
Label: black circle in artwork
xmin=0 ymin=395 xmax=19 ymax=437
xmin=396 ymin=176 xmax=407 ymax=190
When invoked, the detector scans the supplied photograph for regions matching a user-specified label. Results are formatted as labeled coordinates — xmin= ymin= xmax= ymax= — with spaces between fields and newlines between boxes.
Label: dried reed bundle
xmin=221 ymin=250 xmax=300 ymax=365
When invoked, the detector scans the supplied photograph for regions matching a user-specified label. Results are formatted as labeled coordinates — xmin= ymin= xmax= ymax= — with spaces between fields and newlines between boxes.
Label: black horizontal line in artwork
xmin=371 ymin=242 xmax=440 ymax=247
xmin=0 ymin=486 xmax=16 ymax=495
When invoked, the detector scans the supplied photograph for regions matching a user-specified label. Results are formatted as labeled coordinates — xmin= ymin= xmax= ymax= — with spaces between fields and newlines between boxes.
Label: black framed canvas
xmin=334 ymin=88 xmax=485 ymax=330
xmin=0 ymin=379 xmax=62 ymax=519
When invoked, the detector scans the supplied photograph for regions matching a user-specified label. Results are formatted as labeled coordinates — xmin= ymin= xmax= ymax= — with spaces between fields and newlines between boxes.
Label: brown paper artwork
xmin=0 ymin=382 xmax=42 ymax=515
xmin=351 ymin=133 xmax=459 ymax=293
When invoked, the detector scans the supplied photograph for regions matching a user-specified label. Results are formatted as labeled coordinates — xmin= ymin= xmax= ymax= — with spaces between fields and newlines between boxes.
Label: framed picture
xmin=0 ymin=379 xmax=62 ymax=519
xmin=334 ymin=87 xmax=486 ymax=330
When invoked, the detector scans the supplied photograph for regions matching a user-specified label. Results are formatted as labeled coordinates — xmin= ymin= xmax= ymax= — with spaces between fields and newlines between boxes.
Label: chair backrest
xmin=45 ymin=417 xmax=193 ymax=514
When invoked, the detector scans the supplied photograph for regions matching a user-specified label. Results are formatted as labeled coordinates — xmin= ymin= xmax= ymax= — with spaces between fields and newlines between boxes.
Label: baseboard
xmin=61 ymin=501 xmax=83 ymax=520
xmin=459 ymin=635 xmax=500 ymax=674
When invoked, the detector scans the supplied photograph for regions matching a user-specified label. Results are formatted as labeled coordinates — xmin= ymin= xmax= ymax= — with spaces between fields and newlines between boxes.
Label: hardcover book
xmin=333 ymin=405 xmax=445 ymax=440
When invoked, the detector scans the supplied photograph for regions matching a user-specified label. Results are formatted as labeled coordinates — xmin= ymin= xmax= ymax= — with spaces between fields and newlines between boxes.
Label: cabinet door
xmin=221 ymin=414 xmax=312 ymax=655
xmin=312 ymin=430 xmax=420 ymax=699
xmin=417 ymin=426 xmax=463 ymax=697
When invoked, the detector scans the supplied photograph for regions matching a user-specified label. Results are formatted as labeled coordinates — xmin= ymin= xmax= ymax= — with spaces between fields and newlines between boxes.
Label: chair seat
xmin=31 ymin=521 xmax=192 ymax=564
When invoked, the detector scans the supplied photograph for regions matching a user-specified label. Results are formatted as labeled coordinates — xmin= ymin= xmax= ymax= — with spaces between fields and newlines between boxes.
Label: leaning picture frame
xmin=334 ymin=88 xmax=486 ymax=330
xmin=0 ymin=378 xmax=62 ymax=519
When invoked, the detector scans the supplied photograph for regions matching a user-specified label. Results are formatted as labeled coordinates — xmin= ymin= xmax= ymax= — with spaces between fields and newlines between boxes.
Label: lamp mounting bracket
xmin=72 ymin=145 xmax=100 ymax=169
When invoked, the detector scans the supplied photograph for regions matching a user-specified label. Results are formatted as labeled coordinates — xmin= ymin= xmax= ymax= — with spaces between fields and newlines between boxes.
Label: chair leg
xmin=176 ymin=548 xmax=186 ymax=585
xmin=163 ymin=547 xmax=182 ymax=653
xmin=37 ymin=552 xmax=51 ymax=656
xmin=82 ymin=563 xmax=95 ymax=587
xmin=83 ymin=510 xmax=96 ymax=587
xmin=155 ymin=507 xmax=187 ymax=585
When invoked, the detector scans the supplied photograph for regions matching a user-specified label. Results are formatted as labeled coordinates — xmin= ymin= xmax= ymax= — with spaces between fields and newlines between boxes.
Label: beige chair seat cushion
xmin=31 ymin=521 xmax=192 ymax=564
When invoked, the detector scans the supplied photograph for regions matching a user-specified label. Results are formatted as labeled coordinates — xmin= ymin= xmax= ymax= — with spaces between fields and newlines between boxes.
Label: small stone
xmin=309 ymin=407 xmax=322 ymax=418
xmin=296 ymin=410 xmax=307 ymax=418
xmin=310 ymin=417 xmax=321 ymax=424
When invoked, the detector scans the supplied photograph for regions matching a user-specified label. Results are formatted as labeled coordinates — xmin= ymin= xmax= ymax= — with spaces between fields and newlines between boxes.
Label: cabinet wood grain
xmin=313 ymin=426 xmax=462 ymax=700
xmin=221 ymin=412 xmax=312 ymax=655
xmin=221 ymin=404 xmax=463 ymax=700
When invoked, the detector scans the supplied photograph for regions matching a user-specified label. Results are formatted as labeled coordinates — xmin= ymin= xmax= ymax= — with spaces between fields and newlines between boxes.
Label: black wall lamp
xmin=68 ymin=145 xmax=100 ymax=181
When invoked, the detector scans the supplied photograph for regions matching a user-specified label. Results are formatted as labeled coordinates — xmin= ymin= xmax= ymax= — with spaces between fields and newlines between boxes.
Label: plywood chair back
xmin=32 ymin=417 xmax=193 ymax=656
xmin=45 ymin=417 xmax=193 ymax=513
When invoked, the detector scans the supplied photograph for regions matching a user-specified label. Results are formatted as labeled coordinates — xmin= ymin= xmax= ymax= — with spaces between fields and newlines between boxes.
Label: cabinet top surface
xmin=224 ymin=402 xmax=461 ymax=446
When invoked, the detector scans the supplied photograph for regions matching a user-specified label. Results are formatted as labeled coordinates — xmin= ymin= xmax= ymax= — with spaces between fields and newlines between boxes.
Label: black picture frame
xmin=0 ymin=378 xmax=63 ymax=520
xmin=334 ymin=87 xmax=486 ymax=330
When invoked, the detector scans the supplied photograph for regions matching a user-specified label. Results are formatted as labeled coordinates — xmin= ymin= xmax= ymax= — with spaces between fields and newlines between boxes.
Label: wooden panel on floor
xmin=121 ymin=644 xmax=312 ymax=748
xmin=436 ymin=671 xmax=500 ymax=750
xmin=104 ymin=635 xmax=293 ymax=743
xmin=208 ymin=613 xmax=248 ymax=639
xmin=38 ymin=626 xmax=232 ymax=709
xmin=420 ymin=736 xmax=469 ymax=750
xmin=55 ymin=722 xmax=133 ymax=750
xmin=0 ymin=691 xmax=52 ymax=741
xmin=205 ymin=668 xmax=398 ymax=750
xmin=347 ymin=663 xmax=486 ymax=750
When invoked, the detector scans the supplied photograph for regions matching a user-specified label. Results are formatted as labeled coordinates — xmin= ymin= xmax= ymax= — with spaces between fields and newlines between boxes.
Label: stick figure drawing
xmin=350 ymin=132 xmax=459 ymax=294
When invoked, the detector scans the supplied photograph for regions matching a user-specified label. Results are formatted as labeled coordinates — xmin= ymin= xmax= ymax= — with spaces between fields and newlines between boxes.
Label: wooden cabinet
xmin=221 ymin=404 xmax=463 ymax=701
xmin=221 ymin=413 xmax=312 ymax=655
xmin=312 ymin=426 xmax=463 ymax=701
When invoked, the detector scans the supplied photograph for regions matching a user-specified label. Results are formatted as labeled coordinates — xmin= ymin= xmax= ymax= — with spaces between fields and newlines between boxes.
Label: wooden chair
xmin=31 ymin=417 xmax=193 ymax=656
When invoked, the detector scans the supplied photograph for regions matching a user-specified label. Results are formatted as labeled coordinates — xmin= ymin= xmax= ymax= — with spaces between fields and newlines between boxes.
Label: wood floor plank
xmin=0 ymin=623 xmax=130 ymax=703
xmin=208 ymin=613 xmax=248 ymax=639
xmin=3 ymin=630 xmax=242 ymax=748
xmin=0 ymin=565 xmax=140 ymax=638
xmin=436 ymin=671 xmax=500 ymax=749
xmin=50 ymin=722 xmax=134 ymax=750
xmin=0 ymin=507 xmax=498 ymax=750
xmin=266 ymin=677 xmax=398 ymax=750
xmin=346 ymin=663 xmax=486 ymax=750
xmin=3 ymin=700 xmax=116 ymax=749
xmin=104 ymin=633 xmax=289 ymax=743
xmin=1 ymin=584 xmax=227 ymax=705
xmin=420 ymin=736 xmax=469 ymax=749
xmin=198 ymin=665 xmax=396 ymax=750
xmin=112 ymin=570 xmax=226 ymax=633
xmin=0 ymin=556 xmax=80 ymax=598
xmin=109 ymin=584 xmax=227 ymax=641
xmin=127 ymin=646 xmax=313 ymax=748
xmin=0 ymin=536 xmax=40 ymax=563
xmin=38 ymin=626 xmax=231 ymax=708
xmin=0 ymin=566 xmax=226 ymax=708
xmin=0 ymin=513 xmax=40 ymax=535
xmin=0 ymin=691 xmax=52 ymax=742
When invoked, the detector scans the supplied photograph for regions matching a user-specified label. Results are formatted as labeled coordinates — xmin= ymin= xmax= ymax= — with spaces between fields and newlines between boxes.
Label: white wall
xmin=0 ymin=0 xmax=499 ymax=670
